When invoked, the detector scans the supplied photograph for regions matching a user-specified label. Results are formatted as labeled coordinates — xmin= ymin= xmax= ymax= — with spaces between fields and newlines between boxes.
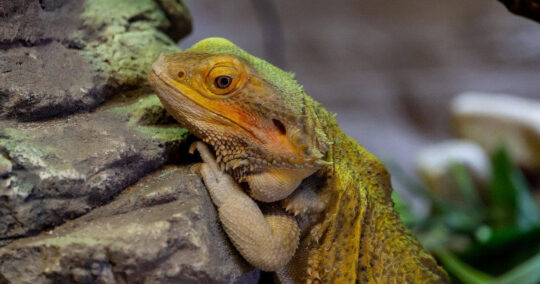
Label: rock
xmin=0 ymin=96 xmax=189 ymax=239
xmin=80 ymin=0 xmax=185 ymax=91
xmin=0 ymin=41 xmax=104 ymax=121
xmin=498 ymin=0 xmax=540 ymax=23
xmin=0 ymin=1 xmax=259 ymax=282
xmin=0 ymin=166 xmax=258 ymax=283
xmin=452 ymin=92 xmax=540 ymax=171
xmin=0 ymin=155 xmax=12 ymax=194
xmin=416 ymin=140 xmax=491 ymax=201
xmin=0 ymin=0 xmax=83 ymax=45
xmin=0 ymin=156 xmax=12 ymax=177
xmin=0 ymin=0 xmax=190 ymax=121
xmin=80 ymin=0 xmax=191 ymax=42
xmin=152 ymin=0 xmax=193 ymax=41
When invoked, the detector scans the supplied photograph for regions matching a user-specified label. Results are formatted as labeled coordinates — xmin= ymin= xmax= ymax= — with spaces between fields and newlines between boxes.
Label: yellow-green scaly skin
xmin=274 ymin=94 xmax=448 ymax=283
xmin=149 ymin=38 xmax=448 ymax=283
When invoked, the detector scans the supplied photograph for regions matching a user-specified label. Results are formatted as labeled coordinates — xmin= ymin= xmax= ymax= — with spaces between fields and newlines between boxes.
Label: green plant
xmin=391 ymin=148 xmax=540 ymax=284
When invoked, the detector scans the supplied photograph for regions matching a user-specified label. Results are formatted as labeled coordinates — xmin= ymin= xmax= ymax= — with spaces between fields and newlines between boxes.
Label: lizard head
xmin=149 ymin=37 xmax=330 ymax=202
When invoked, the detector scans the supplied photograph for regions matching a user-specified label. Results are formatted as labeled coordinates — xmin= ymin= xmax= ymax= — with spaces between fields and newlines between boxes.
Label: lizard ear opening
xmin=272 ymin=119 xmax=286 ymax=135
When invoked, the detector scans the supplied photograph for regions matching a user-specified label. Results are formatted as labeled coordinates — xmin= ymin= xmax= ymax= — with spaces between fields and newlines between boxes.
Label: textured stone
xmin=0 ymin=0 xmax=190 ymax=121
xmin=0 ymin=155 xmax=12 ymax=177
xmin=0 ymin=0 xmax=83 ymax=45
xmin=0 ymin=1 xmax=256 ymax=282
xmin=0 ymin=96 xmax=188 ymax=239
xmin=155 ymin=0 xmax=193 ymax=41
xmin=80 ymin=0 xmax=191 ymax=42
xmin=452 ymin=92 xmax=540 ymax=171
xmin=0 ymin=41 xmax=103 ymax=120
xmin=80 ymin=0 xmax=185 ymax=91
xmin=0 ymin=166 xmax=258 ymax=284
xmin=415 ymin=140 xmax=491 ymax=201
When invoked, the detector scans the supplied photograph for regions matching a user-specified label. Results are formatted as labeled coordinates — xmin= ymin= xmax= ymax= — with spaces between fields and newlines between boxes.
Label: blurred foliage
xmin=392 ymin=148 xmax=540 ymax=284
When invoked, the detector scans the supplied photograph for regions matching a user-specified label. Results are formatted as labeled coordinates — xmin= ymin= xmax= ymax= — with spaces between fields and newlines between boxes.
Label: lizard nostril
xmin=177 ymin=70 xmax=185 ymax=79
xmin=272 ymin=119 xmax=286 ymax=135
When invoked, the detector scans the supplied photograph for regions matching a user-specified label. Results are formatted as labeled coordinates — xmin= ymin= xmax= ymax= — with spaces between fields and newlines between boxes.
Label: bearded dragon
xmin=148 ymin=37 xmax=448 ymax=283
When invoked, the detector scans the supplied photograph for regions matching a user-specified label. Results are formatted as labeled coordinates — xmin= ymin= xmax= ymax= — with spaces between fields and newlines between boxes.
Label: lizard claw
xmin=281 ymin=186 xmax=325 ymax=216
xmin=188 ymin=141 xmax=221 ymax=174
xmin=189 ymin=141 xmax=203 ymax=155
xmin=225 ymin=159 xmax=250 ymax=171
xmin=284 ymin=202 xmax=306 ymax=216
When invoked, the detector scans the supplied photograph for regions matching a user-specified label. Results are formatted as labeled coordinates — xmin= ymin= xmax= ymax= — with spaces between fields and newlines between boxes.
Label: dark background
xmin=181 ymin=0 xmax=540 ymax=174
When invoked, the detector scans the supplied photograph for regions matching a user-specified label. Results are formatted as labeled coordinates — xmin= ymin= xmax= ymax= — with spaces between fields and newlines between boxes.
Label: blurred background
xmin=182 ymin=0 xmax=540 ymax=173
xmin=181 ymin=1 xmax=540 ymax=282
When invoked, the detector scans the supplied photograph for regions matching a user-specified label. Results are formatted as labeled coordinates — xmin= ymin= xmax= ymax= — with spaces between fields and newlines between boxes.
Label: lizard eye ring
xmin=204 ymin=63 xmax=247 ymax=97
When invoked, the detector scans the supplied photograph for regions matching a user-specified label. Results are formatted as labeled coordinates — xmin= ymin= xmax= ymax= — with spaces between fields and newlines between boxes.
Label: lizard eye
xmin=215 ymin=76 xmax=232 ymax=89
xmin=205 ymin=63 xmax=247 ymax=96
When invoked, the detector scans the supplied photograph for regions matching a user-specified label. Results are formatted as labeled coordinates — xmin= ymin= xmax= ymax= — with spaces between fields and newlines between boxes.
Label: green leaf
xmin=435 ymin=247 xmax=540 ymax=284
xmin=450 ymin=162 xmax=484 ymax=211
xmin=511 ymin=169 xmax=540 ymax=230
xmin=461 ymin=225 xmax=540 ymax=274
xmin=492 ymin=250 xmax=540 ymax=284
xmin=472 ymin=225 xmax=540 ymax=251
xmin=386 ymin=161 xmax=465 ymax=215
xmin=489 ymin=149 xmax=518 ymax=226
xmin=387 ymin=161 xmax=481 ymax=232
xmin=434 ymin=247 xmax=493 ymax=284
xmin=488 ymin=148 xmax=540 ymax=229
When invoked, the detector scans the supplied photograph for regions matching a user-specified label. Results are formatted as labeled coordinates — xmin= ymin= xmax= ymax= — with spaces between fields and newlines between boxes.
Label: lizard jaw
xmin=203 ymin=138 xmax=327 ymax=203
xmin=207 ymin=137 xmax=328 ymax=176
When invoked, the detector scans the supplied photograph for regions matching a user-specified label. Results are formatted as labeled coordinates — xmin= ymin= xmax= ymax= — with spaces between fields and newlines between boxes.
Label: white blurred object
xmin=416 ymin=140 xmax=491 ymax=201
xmin=452 ymin=92 xmax=540 ymax=171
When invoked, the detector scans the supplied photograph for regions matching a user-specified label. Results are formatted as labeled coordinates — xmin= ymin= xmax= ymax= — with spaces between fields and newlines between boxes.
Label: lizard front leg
xmin=190 ymin=141 xmax=301 ymax=271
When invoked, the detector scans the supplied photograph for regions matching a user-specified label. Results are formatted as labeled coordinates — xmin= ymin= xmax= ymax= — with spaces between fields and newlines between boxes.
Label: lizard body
xmin=148 ymin=38 xmax=448 ymax=283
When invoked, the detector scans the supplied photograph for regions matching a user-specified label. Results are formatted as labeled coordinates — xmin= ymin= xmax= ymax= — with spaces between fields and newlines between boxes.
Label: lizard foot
xmin=281 ymin=185 xmax=325 ymax=216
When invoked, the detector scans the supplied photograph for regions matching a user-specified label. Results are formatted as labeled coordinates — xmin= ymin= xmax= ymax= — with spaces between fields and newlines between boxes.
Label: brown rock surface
xmin=0 ymin=97 xmax=188 ymax=240
xmin=0 ymin=0 xmax=187 ymax=121
xmin=0 ymin=0 xmax=258 ymax=282
xmin=0 ymin=166 xmax=257 ymax=283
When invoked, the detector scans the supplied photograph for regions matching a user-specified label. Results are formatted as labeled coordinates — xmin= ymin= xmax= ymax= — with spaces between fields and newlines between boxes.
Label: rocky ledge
xmin=0 ymin=166 xmax=257 ymax=283
xmin=0 ymin=0 xmax=257 ymax=282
